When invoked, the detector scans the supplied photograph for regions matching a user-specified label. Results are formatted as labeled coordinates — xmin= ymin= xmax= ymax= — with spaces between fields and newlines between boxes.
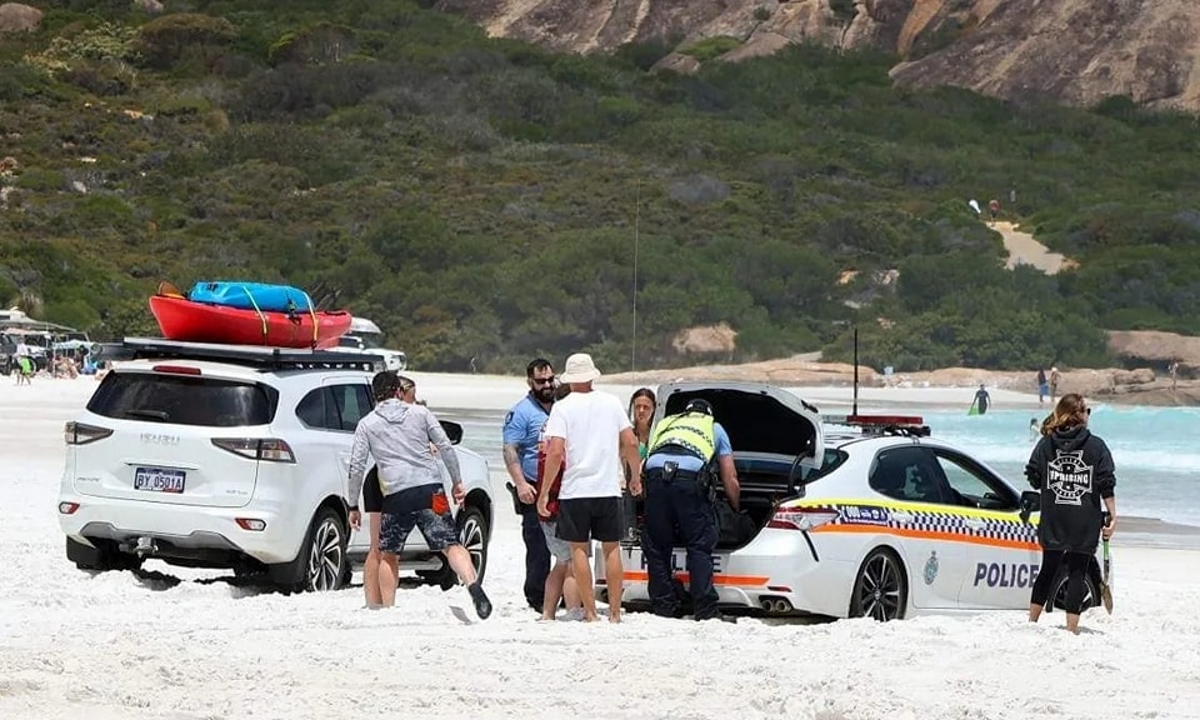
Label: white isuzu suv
xmin=57 ymin=338 xmax=492 ymax=592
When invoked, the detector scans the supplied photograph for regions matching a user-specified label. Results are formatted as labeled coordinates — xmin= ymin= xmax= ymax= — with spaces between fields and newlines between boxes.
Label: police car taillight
xmin=768 ymin=507 xmax=839 ymax=532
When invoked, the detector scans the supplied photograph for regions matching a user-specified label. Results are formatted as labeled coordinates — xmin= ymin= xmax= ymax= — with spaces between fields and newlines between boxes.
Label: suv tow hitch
xmin=125 ymin=536 xmax=157 ymax=556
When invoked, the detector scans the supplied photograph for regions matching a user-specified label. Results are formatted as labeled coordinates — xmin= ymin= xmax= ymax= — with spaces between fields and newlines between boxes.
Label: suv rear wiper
xmin=124 ymin=409 xmax=170 ymax=421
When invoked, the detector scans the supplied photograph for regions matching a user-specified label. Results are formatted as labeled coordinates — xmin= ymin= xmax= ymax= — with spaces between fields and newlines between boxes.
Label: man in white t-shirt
xmin=537 ymin=353 xmax=642 ymax=623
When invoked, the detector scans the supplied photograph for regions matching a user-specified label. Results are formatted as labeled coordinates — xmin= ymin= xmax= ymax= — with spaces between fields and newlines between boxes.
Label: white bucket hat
xmin=559 ymin=352 xmax=601 ymax=383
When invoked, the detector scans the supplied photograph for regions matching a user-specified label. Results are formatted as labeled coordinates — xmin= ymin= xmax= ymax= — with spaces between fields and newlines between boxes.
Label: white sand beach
xmin=1 ymin=376 xmax=1197 ymax=720
xmin=400 ymin=371 xmax=1042 ymax=413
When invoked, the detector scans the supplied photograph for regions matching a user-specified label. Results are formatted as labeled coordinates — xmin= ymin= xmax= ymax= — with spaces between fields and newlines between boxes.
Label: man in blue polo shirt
xmin=642 ymin=398 xmax=739 ymax=621
xmin=502 ymin=358 xmax=556 ymax=611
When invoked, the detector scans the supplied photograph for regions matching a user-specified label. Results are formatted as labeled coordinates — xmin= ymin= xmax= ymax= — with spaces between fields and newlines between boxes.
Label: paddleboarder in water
xmin=971 ymin=384 xmax=991 ymax=415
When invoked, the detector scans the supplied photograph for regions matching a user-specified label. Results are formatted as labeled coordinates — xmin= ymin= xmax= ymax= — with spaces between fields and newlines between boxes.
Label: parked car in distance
xmin=329 ymin=317 xmax=407 ymax=371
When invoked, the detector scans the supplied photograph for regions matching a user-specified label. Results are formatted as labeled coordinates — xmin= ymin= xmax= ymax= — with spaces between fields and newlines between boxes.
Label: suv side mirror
xmin=440 ymin=420 xmax=463 ymax=445
xmin=1019 ymin=490 xmax=1040 ymax=524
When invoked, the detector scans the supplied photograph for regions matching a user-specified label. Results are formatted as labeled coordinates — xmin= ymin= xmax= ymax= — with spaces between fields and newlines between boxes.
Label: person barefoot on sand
xmin=537 ymin=353 xmax=642 ymax=623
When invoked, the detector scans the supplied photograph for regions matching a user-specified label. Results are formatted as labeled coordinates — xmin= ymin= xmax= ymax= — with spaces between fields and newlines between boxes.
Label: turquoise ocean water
xmin=450 ymin=403 xmax=1200 ymax=529
xmin=919 ymin=405 xmax=1200 ymax=528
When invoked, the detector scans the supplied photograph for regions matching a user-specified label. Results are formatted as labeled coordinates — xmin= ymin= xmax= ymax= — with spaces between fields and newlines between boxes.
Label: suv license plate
xmin=134 ymin=467 xmax=186 ymax=494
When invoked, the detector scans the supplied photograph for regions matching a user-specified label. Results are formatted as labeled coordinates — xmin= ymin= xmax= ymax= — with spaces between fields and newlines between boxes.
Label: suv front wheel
xmin=270 ymin=507 xmax=348 ymax=592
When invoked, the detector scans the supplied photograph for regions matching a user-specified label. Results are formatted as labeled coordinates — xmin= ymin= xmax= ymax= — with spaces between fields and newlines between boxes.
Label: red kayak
xmin=148 ymin=293 xmax=353 ymax=349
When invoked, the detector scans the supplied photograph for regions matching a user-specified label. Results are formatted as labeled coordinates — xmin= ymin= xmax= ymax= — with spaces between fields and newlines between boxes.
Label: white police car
xmin=600 ymin=381 xmax=1101 ymax=621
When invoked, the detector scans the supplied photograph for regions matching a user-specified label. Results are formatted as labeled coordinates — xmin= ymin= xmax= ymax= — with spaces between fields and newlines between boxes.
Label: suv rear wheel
xmin=269 ymin=507 xmax=348 ymax=592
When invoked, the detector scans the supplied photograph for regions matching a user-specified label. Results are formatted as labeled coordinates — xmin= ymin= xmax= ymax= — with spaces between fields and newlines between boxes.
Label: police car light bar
xmin=824 ymin=414 xmax=925 ymax=426
xmin=823 ymin=414 xmax=932 ymax=438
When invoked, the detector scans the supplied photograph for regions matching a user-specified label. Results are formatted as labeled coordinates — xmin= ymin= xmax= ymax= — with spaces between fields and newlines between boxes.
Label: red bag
xmin=431 ymin=489 xmax=450 ymax=515
xmin=536 ymin=434 xmax=564 ymax=520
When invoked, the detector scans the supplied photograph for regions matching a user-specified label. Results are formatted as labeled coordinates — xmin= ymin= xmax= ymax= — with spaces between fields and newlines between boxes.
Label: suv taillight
xmin=767 ymin=506 xmax=839 ymax=532
xmin=64 ymin=421 xmax=113 ymax=446
xmin=211 ymin=438 xmax=296 ymax=463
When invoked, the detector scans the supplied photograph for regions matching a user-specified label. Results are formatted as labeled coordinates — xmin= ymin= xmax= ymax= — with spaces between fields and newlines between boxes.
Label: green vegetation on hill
xmin=1 ymin=0 xmax=1199 ymax=372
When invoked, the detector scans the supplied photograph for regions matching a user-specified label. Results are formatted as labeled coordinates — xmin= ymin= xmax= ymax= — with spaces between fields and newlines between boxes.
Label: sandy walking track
xmin=993 ymin=221 xmax=1076 ymax=274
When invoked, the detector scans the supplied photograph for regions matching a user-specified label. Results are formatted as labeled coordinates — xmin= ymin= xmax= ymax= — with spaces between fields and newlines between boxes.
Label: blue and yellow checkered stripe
xmin=798 ymin=499 xmax=1040 ymax=551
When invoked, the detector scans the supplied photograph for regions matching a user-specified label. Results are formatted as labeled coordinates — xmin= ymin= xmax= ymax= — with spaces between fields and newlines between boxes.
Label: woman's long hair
xmin=1040 ymin=393 xmax=1089 ymax=437
xmin=628 ymin=387 xmax=657 ymax=440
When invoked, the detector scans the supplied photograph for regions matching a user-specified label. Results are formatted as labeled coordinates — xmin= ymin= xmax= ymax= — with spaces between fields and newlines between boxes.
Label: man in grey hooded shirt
xmin=347 ymin=371 xmax=491 ymax=618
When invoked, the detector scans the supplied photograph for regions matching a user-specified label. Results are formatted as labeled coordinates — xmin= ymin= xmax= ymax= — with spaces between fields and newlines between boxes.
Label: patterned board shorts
xmin=380 ymin=508 xmax=460 ymax=554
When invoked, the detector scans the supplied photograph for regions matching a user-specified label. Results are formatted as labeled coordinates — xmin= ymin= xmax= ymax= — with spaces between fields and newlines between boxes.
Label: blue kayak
xmin=187 ymin=281 xmax=314 ymax=314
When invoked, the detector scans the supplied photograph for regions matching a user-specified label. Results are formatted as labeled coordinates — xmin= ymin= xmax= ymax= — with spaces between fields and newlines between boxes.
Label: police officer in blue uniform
xmin=502 ymin=358 xmax=556 ymax=611
xmin=641 ymin=399 xmax=740 ymax=621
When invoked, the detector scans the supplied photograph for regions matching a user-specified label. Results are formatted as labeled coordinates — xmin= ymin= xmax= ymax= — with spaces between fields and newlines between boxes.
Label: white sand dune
xmin=1 ymin=378 xmax=1197 ymax=720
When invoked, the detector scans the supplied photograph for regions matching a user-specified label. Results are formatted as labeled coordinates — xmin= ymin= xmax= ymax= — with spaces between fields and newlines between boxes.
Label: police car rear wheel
xmin=849 ymin=548 xmax=907 ymax=621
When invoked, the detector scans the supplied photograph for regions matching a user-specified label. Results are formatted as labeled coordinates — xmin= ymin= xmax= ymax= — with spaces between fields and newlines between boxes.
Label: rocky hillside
xmin=436 ymin=0 xmax=1200 ymax=112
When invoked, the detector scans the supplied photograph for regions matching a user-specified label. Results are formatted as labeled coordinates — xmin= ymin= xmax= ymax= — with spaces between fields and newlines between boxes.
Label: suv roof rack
xmin=823 ymin=414 xmax=931 ymax=438
xmin=93 ymin=337 xmax=385 ymax=373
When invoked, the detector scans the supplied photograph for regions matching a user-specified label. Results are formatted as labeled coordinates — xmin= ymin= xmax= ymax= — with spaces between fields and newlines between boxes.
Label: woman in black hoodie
xmin=1025 ymin=393 xmax=1117 ymax=634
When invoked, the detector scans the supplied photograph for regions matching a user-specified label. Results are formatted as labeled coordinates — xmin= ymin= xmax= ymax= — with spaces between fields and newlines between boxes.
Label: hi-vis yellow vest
xmin=648 ymin=413 xmax=716 ymax=461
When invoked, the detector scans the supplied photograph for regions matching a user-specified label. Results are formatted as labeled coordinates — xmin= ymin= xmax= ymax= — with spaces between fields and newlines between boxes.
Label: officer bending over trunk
xmin=641 ymin=399 xmax=739 ymax=621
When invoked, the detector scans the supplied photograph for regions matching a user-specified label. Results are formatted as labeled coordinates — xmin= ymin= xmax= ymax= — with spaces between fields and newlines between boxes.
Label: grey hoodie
xmin=347 ymin=399 xmax=461 ymax=506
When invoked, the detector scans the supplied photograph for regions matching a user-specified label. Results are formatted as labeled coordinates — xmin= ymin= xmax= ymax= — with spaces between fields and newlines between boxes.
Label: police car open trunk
xmin=642 ymin=382 xmax=825 ymax=550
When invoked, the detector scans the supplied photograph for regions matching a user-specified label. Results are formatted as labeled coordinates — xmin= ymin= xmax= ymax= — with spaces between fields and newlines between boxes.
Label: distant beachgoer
xmin=1037 ymin=368 xmax=1049 ymax=405
xmin=1170 ymin=361 xmax=1179 ymax=392
xmin=1028 ymin=417 xmax=1039 ymax=442
xmin=1050 ymin=367 xmax=1061 ymax=404
xmin=988 ymin=198 xmax=1001 ymax=222
xmin=14 ymin=341 xmax=33 ymax=386
xmin=1025 ymin=394 xmax=1117 ymax=635
xmin=973 ymin=384 xmax=991 ymax=415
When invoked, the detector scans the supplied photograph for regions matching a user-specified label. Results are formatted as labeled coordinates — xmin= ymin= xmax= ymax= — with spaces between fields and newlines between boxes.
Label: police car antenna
xmin=630 ymin=177 xmax=640 ymax=379
xmin=853 ymin=326 xmax=860 ymax=417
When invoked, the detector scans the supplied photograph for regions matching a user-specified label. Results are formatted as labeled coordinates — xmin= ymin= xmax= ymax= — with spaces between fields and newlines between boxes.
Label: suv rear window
xmin=88 ymin=371 xmax=278 ymax=427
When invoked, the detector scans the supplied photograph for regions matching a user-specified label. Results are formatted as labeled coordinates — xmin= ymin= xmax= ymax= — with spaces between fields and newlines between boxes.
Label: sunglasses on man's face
xmin=531 ymin=377 xmax=556 ymax=387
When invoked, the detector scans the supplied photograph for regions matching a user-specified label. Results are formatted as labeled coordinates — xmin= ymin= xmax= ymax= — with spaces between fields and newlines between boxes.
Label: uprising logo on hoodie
xmin=1046 ymin=451 xmax=1093 ymax=506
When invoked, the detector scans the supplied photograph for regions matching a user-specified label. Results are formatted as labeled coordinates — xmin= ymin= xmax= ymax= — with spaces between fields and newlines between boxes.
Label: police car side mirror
xmin=1018 ymin=490 xmax=1040 ymax=523
xmin=440 ymin=420 xmax=463 ymax=445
